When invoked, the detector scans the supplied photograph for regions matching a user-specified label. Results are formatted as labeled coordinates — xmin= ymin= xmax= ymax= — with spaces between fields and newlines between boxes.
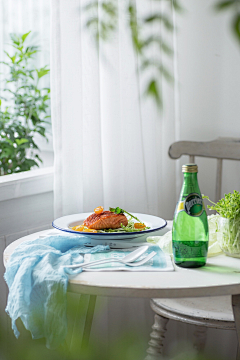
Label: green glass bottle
xmin=172 ymin=164 xmax=209 ymax=268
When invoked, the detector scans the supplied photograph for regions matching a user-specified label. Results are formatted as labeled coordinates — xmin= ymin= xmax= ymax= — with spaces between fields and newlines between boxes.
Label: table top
xmin=3 ymin=228 xmax=240 ymax=299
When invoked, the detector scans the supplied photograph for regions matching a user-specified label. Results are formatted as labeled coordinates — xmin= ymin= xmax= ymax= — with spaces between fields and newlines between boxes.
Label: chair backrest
xmin=168 ymin=137 xmax=240 ymax=202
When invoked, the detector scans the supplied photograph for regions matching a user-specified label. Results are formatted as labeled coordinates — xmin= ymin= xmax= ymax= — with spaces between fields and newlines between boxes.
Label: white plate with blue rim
xmin=52 ymin=213 xmax=167 ymax=241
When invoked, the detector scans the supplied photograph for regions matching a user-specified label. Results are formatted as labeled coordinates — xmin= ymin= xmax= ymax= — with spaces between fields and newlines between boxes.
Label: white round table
xmin=4 ymin=229 xmax=240 ymax=298
xmin=3 ymin=228 xmax=240 ymax=355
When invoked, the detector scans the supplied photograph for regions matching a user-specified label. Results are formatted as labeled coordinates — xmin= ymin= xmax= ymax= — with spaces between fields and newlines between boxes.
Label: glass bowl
xmin=217 ymin=216 xmax=240 ymax=258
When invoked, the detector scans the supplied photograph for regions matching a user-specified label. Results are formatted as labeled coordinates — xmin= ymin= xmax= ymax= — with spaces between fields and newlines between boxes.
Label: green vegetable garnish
xmin=109 ymin=207 xmax=142 ymax=223
xmin=109 ymin=207 xmax=124 ymax=214
xmin=97 ymin=218 xmax=150 ymax=233
xmin=203 ymin=191 xmax=240 ymax=220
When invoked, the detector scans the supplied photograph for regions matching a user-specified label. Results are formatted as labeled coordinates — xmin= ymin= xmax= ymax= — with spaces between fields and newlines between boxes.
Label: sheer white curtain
xmin=0 ymin=0 xmax=50 ymax=77
xmin=0 ymin=0 xmax=50 ymax=102
xmin=51 ymin=0 xmax=179 ymax=221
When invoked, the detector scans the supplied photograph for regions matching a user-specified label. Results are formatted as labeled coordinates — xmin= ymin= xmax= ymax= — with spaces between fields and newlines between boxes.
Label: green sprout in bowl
xmin=203 ymin=191 xmax=240 ymax=257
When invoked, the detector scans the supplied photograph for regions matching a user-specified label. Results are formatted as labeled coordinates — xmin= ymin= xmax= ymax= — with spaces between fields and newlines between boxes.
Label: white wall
xmin=0 ymin=169 xmax=54 ymax=329
xmin=176 ymin=0 xmax=240 ymax=204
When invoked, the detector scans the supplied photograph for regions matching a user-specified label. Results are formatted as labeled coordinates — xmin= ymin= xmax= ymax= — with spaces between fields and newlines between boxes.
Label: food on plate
xmin=70 ymin=206 xmax=150 ymax=233
xmin=72 ymin=225 xmax=84 ymax=231
xmin=134 ymin=223 xmax=146 ymax=229
xmin=83 ymin=211 xmax=128 ymax=230
xmin=71 ymin=225 xmax=97 ymax=233
xmin=94 ymin=206 xmax=104 ymax=215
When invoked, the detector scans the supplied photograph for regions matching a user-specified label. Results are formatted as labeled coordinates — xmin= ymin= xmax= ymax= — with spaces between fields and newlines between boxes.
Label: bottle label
xmin=184 ymin=193 xmax=203 ymax=217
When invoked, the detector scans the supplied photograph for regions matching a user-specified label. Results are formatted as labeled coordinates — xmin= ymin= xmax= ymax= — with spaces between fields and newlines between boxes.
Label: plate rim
xmin=52 ymin=212 xmax=167 ymax=237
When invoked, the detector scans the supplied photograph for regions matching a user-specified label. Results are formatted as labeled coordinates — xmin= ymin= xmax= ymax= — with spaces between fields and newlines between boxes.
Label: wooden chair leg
xmin=145 ymin=314 xmax=169 ymax=360
xmin=193 ymin=325 xmax=207 ymax=353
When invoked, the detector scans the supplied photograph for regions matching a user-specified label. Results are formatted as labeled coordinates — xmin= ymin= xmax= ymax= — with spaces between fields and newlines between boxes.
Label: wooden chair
xmin=146 ymin=137 xmax=240 ymax=360
xmin=169 ymin=137 xmax=240 ymax=202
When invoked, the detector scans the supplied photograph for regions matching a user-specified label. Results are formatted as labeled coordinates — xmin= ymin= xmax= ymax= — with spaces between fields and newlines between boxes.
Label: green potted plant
xmin=203 ymin=191 xmax=240 ymax=257
xmin=0 ymin=31 xmax=50 ymax=175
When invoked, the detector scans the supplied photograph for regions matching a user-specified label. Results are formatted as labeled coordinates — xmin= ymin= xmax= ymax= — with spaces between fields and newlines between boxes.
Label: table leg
xmin=81 ymin=295 xmax=97 ymax=351
xmin=232 ymin=294 xmax=240 ymax=360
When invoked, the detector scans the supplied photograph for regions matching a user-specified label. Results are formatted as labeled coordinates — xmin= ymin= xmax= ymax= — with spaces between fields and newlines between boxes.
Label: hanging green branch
xmin=214 ymin=0 xmax=240 ymax=44
xmin=85 ymin=0 xmax=240 ymax=110
xmin=84 ymin=0 xmax=118 ymax=45
xmin=84 ymin=0 xmax=183 ymax=110
xmin=127 ymin=0 xmax=179 ymax=108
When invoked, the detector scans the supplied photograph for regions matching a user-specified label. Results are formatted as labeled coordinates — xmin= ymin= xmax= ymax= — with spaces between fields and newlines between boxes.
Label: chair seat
xmin=151 ymin=296 xmax=235 ymax=329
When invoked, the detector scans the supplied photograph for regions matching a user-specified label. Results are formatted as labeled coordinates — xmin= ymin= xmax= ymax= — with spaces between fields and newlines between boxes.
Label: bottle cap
xmin=182 ymin=164 xmax=198 ymax=173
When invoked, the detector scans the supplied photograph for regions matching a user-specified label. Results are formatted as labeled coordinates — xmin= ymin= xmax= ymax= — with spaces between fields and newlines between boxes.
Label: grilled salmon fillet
xmin=83 ymin=211 xmax=128 ymax=230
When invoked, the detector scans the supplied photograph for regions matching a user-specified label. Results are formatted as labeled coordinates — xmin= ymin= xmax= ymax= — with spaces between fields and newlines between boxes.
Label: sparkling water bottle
xmin=172 ymin=164 xmax=209 ymax=268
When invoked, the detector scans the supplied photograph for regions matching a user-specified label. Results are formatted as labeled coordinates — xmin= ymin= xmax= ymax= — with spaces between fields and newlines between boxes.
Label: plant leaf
xmin=10 ymin=33 xmax=20 ymax=46
xmin=172 ymin=0 xmax=185 ymax=13
xmin=159 ymin=65 xmax=174 ymax=82
xmin=145 ymin=80 xmax=162 ymax=108
xmin=144 ymin=14 xmax=174 ymax=31
xmin=22 ymin=31 xmax=31 ymax=43
xmin=36 ymin=66 xmax=50 ymax=79
xmin=15 ymin=138 xmax=29 ymax=146
xmin=214 ymin=0 xmax=235 ymax=11
xmin=232 ymin=13 xmax=240 ymax=42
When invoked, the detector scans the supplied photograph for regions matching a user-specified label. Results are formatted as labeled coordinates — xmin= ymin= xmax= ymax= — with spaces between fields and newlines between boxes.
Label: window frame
xmin=0 ymin=167 xmax=54 ymax=202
